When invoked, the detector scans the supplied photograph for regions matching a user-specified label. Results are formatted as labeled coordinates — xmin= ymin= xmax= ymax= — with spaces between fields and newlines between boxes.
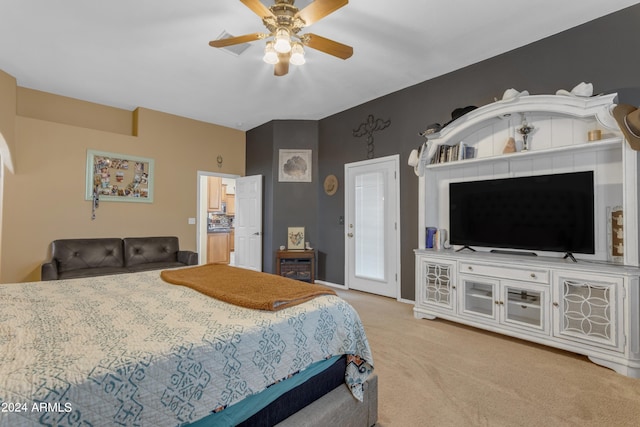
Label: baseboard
xmin=317 ymin=280 xmax=415 ymax=305
xmin=314 ymin=280 xmax=345 ymax=289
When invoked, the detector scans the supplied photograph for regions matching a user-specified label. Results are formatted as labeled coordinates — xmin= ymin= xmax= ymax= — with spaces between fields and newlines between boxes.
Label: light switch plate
xmin=188 ymin=217 xmax=196 ymax=225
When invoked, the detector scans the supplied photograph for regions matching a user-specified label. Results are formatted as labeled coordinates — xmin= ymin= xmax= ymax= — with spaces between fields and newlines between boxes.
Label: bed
xmin=0 ymin=265 xmax=376 ymax=426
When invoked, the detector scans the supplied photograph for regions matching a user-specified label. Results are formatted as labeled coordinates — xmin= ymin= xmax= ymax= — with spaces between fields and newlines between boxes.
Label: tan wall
xmin=17 ymin=87 xmax=133 ymax=136
xmin=0 ymin=83 xmax=245 ymax=283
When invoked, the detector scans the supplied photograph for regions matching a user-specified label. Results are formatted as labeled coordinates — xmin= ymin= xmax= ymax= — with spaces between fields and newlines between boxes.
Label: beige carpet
xmin=336 ymin=289 xmax=640 ymax=427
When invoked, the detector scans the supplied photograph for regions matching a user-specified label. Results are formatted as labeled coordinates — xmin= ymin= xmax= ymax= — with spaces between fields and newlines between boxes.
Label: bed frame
xmin=277 ymin=374 xmax=378 ymax=427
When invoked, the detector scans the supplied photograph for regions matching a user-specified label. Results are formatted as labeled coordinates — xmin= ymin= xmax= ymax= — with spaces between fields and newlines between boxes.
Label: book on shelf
xmin=429 ymin=141 xmax=476 ymax=164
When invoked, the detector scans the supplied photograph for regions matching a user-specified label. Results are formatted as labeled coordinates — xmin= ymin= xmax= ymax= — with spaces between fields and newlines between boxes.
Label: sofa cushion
xmin=53 ymin=238 xmax=124 ymax=273
xmin=123 ymin=236 xmax=179 ymax=267
xmin=58 ymin=267 xmax=128 ymax=280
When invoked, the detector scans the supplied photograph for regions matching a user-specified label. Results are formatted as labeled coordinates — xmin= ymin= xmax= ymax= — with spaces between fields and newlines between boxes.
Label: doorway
xmin=197 ymin=172 xmax=237 ymax=265
xmin=197 ymin=172 xmax=263 ymax=271
xmin=344 ymin=155 xmax=400 ymax=298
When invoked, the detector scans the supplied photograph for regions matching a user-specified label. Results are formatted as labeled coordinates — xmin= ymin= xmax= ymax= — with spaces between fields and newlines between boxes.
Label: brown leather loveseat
xmin=41 ymin=236 xmax=198 ymax=280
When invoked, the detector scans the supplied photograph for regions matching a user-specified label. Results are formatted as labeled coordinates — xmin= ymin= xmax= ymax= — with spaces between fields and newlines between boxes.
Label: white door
xmin=345 ymin=155 xmax=400 ymax=298
xmin=234 ymin=175 xmax=263 ymax=271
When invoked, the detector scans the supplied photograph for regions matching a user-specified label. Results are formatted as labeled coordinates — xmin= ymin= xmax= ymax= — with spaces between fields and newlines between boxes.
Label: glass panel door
xmin=345 ymin=155 xmax=399 ymax=298
xmin=424 ymin=261 xmax=453 ymax=309
xmin=355 ymin=171 xmax=385 ymax=281
xmin=555 ymin=276 xmax=621 ymax=350
xmin=460 ymin=277 xmax=496 ymax=319
xmin=503 ymin=285 xmax=543 ymax=330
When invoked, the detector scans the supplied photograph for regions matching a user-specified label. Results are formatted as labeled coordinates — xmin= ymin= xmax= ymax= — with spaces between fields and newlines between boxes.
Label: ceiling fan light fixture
xmin=274 ymin=27 xmax=292 ymax=53
xmin=209 ymin=0 xmax=353 ymax=77
xmin=290 ymin=42 xmax=306 ymax=66
xmin=263 ymin=41 xmax=279 ymax=64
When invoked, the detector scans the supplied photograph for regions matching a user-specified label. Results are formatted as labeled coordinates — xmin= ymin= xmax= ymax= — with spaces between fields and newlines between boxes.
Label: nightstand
xmin=276 ymin=250 xmax=315 ymax=283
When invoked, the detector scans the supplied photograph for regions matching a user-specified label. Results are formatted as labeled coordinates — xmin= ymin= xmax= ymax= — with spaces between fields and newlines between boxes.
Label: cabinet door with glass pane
xmin=459 ymin=275 xmax=549 ymax=334
xmin=553 ymin=271 xmax=624 ymax=352
xmin=459 ymin=275 xmax=498 ymax=322
xmin=501 ymin=280 xmax=549 ymax=334
xmin=417 ymin=257 xmax=457 ymax=313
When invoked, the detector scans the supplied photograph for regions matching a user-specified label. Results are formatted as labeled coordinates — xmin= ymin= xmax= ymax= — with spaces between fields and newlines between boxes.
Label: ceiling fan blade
xmin=209 ymin=32 xmax=266 ymax=48
xmin=274 ymin=53 xmax=290 ymax=76
xmin=240 ymin=0 xmax=275 ymax=19
xmin=302 ymin=33 xmax=353 ymax=59
xmin=296 ymin=0 xmax=348 ymax=26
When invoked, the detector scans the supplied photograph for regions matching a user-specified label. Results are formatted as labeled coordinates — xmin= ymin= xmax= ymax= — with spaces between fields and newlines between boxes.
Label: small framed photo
xmin=279 ymin=149 xmax=312 ymax=182
xmin=287 ymin=227 xmax=305 ymax=250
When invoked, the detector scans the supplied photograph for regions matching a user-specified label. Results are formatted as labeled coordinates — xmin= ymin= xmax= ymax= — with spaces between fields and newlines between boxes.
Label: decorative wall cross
xmin=353 ymin=114 xmax=391 ymax=159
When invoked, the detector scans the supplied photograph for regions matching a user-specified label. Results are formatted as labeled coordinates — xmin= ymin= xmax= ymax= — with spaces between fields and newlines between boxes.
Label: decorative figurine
xmin=517 ymin=119 xmax=534 ymax=151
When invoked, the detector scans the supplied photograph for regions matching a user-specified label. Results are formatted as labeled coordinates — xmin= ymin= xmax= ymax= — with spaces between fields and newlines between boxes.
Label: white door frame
xmin=196 ymin=170 xmax=240 ymax=264
xmin=344 ymin=154 xmax=401 ymax=299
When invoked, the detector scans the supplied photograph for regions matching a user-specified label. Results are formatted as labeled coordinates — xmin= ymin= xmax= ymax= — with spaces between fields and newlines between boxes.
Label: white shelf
xmin=466 ymin=291 xmax=492 ymax=300
xmin=507 ymin=299 xmax=540 ymax=310
xmin=426 ymin=137 xmax=622 ymax=170
xmin=421 ymin=94 xmax=619 ymax=146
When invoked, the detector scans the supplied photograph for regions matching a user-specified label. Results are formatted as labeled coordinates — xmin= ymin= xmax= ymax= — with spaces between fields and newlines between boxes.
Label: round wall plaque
xmin=323 ymin=174 xmax=338 ymax=196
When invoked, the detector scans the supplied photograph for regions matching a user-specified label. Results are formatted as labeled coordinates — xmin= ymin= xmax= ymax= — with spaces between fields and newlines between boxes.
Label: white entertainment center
xmin=414 ymin=92 xmax=640 ymax=377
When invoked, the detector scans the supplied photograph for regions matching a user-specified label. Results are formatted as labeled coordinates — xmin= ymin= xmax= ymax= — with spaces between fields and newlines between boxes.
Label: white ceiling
xmin=0 ymin=0 xmax=638 ymax=131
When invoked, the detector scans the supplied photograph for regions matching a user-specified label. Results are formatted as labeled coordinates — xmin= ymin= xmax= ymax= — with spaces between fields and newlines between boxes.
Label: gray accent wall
xmin=247 ymin=4 xmax=640 ymax=300
xmin=247 ymin=120 xmax=319 ymax=273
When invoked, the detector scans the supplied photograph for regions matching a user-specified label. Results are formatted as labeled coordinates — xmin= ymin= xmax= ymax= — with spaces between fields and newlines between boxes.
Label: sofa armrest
xmin=41 ymin=261 xmax=59 ymax=281
xmin=178 ymin=250 xmax=198 ymax=265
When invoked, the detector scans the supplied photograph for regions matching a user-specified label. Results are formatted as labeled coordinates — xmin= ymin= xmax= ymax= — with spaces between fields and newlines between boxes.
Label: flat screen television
xmin=449 ymin=171 xmax=595 ymax=255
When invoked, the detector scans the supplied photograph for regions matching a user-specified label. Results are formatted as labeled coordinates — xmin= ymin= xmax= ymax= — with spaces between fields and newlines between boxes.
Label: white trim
xmin=314 ymin=280 xmax=345 ymax=289
xmin=0 ymin=132 xmax=14 ymax=174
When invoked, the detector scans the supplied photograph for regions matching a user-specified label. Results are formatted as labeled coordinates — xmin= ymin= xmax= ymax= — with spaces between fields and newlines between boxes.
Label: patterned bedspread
xmin=0 ymin=270 xmax=373 ymax=426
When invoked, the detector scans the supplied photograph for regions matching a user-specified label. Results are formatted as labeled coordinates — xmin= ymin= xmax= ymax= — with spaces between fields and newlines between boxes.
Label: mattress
xmin=0 ymin=269 xmax=374 ymax=426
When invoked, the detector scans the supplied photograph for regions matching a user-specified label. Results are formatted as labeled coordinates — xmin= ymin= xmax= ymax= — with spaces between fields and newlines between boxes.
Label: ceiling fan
xmin=209 ymin=0 xmax=353 ymax=76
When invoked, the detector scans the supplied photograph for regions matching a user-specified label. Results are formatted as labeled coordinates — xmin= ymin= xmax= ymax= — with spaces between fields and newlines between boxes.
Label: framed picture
xmin=85 ymin=149 xmax=154 ymax=203
xmin=279 ymin=149 xmax=312 ymax=182
xmin=287 ymin=227 xmax=305 ymax=250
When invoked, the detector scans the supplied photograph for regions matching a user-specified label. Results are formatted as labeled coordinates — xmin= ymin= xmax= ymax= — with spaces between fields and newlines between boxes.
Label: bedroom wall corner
xmin=0 ymin=69 xmax=17 ymax=281
xmin=246 ymin=121 xmax=275 ymax=272
xmin=246 ymin=120 xmax=319 ymax=275
xmin=0 ymin=69 xmax=16 ymax=173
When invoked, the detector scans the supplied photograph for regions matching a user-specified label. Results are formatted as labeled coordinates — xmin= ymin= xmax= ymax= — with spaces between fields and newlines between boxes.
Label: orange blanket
xmin=160 ymin=264 xmax=337 ymax=311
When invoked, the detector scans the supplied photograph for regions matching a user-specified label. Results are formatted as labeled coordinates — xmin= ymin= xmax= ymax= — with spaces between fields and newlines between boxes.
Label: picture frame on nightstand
xmin=287 ymin=227 xmax=305 ymax=250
